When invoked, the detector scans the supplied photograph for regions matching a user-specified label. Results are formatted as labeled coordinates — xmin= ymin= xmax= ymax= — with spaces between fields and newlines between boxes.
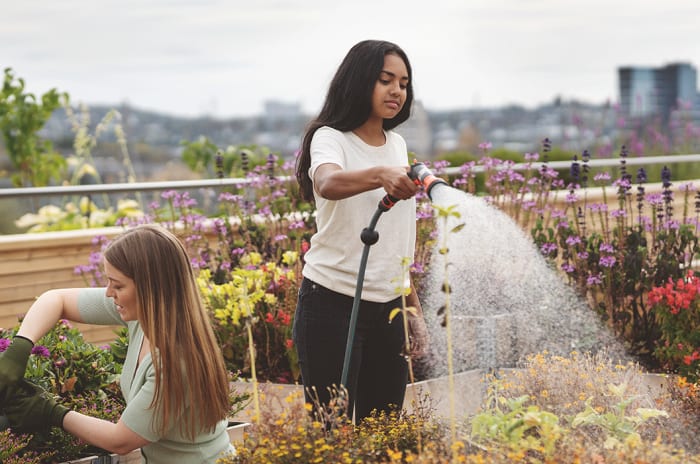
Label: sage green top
xmin=78 ymin=288 xmax=235 ymax=463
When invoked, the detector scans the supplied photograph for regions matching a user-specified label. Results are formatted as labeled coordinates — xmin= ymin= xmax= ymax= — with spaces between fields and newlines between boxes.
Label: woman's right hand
xmin=379 ymin=166 xmax=420 ymax=200
xmin=0 ymin=336 xmax=34 ymax=406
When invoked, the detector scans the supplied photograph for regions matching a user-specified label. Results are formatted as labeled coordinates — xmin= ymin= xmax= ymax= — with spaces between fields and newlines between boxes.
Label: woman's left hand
xmin=5 ymin=379 xmax=70 ymax=433
xmin=408 ymin=315 xmax=429 ymax=358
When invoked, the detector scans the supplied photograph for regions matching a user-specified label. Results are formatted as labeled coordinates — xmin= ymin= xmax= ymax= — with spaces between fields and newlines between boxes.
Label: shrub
xmin=649 ymin=270 xmax=700 ymax=381
xmin=0 ymin=321 xmax=125 ymax=461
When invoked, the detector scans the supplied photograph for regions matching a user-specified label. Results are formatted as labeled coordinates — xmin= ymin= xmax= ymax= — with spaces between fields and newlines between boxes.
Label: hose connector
xmin=409 ymin=161 xmax=448 ymax=199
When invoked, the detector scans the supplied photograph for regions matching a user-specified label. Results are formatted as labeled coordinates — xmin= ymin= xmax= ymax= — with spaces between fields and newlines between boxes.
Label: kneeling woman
xmin=2 ymin=224 xmax=233 ymax=463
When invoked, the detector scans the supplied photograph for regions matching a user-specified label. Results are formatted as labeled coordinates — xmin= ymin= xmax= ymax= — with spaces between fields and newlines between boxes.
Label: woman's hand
xmin=4 ymin=379 xmax=70 ymax=433
xmin=378 ymin=166 xmax=419 ymax=200
xmin=0 ymin=336 xmax=34 ymax=406
xmin=408 ymin=315 xmax=429 ymax=358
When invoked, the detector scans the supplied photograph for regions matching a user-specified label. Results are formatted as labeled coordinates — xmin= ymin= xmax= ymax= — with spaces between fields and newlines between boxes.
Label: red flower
xmin=285 ymin=339 xmax=293 ymax=349
xmin=278 ymin=311 xmax=291 ymax=326
xmin=684 ymin=351 xmax=700 ymax=365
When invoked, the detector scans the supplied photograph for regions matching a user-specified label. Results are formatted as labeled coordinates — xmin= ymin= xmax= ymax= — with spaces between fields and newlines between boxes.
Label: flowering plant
xmin=0 ymin=321 xmax=126 ymax=462
xmin=197 ymin=251 xmax=301 ymax=383
xmin=648 ymin=270 xmax=700 ymax=381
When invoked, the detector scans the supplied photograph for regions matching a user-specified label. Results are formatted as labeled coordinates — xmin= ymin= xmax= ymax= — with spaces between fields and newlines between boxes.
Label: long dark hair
xmin=295 ymin=40 xmax=414 ymax=201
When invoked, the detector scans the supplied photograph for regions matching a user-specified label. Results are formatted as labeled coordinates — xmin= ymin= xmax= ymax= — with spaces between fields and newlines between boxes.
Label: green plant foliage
xmin=471 ymin=394 xmax=563 ymax=459
xmin=571 ymin=382 xmax=668 ymax=450
xmin=180 ymin=136 xmax=276 ymax=179
xmin=0 ymin=68 xmax=69 ymax=187
xmin=0 ymin=320 xmax=124 ymax=461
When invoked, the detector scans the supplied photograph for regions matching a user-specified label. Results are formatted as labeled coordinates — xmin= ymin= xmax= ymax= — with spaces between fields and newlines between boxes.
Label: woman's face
xmin=104 ymin=258 xmax=139 ymax=321
xmin=370 ymin=53 xmax=409 ymax=122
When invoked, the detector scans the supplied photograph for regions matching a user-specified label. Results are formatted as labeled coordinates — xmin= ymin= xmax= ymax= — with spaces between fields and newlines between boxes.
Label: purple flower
xmin=541 ymin=243 xmax=558 ymax=255
xmin=645 ymin=193 xmax=664 ymax=206
xmin=599 ymin=256 xmax=617 ymax=268
xmin=561 ymin=263 xmax=575 ymax=273
xmin=416 ymin=209 xmax=434 ymax=220
xmin=587 ymin=274 xmax=603 ymax=286
xmin=599 ymin=243 xmax=615 ymax=253
xmin=551 ymin=209 xmax=567 ymax=219
xmin=610 ymin=209 xmax=627 ymax=218
xmin=410 ymin=262 xmax=425 ymax=274
xmin=679 ymin=182 xmax=696 ymax=192
xmin=0 ymin=338 xmax=10 ymax=352
xmin=31 ymin=345 xmax=50 ymax=357
xmin=565 ymin=236 xmax=582 ymax=246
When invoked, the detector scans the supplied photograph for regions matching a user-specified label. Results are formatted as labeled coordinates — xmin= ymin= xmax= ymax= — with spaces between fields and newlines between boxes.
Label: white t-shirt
xmin=303 ymin=126 xmax=417 ymax=302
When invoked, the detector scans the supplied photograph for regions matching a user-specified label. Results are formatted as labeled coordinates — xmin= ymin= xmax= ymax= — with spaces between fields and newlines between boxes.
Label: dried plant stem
xmin=246 ymin=322 xmax=260 ymax=422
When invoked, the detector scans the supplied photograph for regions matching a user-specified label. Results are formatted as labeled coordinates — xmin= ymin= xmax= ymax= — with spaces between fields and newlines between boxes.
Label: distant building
xmin=395 ymin=100 xmax=433 ymax=158
xmin=618 ymin=62 xmax=698 ymax=122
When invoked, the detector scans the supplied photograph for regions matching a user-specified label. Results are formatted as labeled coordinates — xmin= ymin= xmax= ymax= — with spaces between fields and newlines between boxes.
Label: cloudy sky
xmin=2 ymin=0 xmax=698 ymax=119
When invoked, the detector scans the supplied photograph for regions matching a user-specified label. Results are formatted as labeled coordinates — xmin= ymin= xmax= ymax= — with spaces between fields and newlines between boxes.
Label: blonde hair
xmin=105 ymin=224 xmax=229 ymax=439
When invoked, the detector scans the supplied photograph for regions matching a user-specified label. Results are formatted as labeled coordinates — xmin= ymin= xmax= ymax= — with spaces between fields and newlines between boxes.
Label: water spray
xmin=340 ymin=162 xmax=447 ymax=390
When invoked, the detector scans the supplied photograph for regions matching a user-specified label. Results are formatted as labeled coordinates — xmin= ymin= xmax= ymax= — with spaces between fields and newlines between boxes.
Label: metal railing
xmin=1 ymin=153 xmax=699 ymax=200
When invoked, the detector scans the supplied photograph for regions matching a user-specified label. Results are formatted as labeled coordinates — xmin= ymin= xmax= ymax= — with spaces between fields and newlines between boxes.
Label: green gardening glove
xmin=0 ymin=335 xmax=34 ymax=407
xmin=4 ymin=379 xmax=70 ymax=433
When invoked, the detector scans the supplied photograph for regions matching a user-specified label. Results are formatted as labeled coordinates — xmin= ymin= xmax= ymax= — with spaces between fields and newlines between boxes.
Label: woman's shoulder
xmin=385 ymin=129 xmax=406 ymax=143
xmin=314 ymin=125 xmax=346 ymax=139
xmin=385 ymin=130 xmax=408 ymax=151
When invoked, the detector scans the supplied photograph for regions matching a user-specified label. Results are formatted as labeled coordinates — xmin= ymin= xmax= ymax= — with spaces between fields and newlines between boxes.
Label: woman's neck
xmin=352 ymin=120 xmax=385 ymax=147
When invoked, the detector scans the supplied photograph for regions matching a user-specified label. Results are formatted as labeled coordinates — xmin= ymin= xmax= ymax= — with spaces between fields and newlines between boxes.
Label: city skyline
xmin=2 ymin=0 xmax=699 ymax=119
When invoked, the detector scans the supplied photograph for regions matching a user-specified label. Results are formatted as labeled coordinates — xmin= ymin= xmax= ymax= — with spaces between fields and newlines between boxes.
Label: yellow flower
xmin=282 ymin=250 xmax=298 ymax=265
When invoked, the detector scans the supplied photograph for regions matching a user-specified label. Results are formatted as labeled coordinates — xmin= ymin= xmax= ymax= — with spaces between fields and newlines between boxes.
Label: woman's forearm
xmin=16 ymin=289 xmax=82 ymax=343
xmin=63 ymin=411 xmax=150 ymax=455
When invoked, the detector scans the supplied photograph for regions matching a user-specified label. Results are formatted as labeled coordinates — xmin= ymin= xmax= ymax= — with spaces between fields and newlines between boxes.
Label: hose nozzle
xmin=409 ymin=161 xmax=448 ymax=199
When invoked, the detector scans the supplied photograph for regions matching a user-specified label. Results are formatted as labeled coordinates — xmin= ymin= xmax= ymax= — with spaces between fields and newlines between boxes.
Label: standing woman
xmin=1 ymin=224 xmax=234 ymax=463
xmin=294 ymin=39 xmax=429 ymax=422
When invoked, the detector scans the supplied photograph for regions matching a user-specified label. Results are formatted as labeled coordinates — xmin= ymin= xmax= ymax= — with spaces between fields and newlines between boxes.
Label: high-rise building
xmin=618 ymin=62 xmax=698 ymax=122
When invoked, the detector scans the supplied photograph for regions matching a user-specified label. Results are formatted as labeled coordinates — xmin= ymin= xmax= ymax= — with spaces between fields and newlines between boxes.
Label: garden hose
xmin=339 ymin=162 xmax=447 ymax=390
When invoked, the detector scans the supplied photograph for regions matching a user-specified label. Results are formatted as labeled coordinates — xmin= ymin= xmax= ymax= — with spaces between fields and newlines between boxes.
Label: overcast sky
xmin=2 ymin=0 xmax=698 ymax=119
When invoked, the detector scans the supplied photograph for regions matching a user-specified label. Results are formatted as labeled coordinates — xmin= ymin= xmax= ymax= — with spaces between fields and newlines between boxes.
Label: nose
xmin=105 ymin=286 xmax=114 ymax=298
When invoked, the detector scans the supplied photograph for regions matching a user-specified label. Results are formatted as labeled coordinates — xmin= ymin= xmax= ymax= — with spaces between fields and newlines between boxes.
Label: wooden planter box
xmin=0 ymin=226 xmax=124 ymax=345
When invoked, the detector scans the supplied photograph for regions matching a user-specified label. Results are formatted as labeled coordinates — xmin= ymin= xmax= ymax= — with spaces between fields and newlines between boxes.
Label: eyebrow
xmin=380 ymin=70 xmax=409 ymax=82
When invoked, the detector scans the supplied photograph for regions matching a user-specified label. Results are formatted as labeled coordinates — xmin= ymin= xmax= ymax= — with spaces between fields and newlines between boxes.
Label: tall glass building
xmin=618 ymin=62 xmax=697 ymax=122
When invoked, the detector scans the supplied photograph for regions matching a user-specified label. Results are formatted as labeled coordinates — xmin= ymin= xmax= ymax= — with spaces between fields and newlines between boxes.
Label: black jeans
xmin=293 ymin=277 xmax=408 ymax=422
